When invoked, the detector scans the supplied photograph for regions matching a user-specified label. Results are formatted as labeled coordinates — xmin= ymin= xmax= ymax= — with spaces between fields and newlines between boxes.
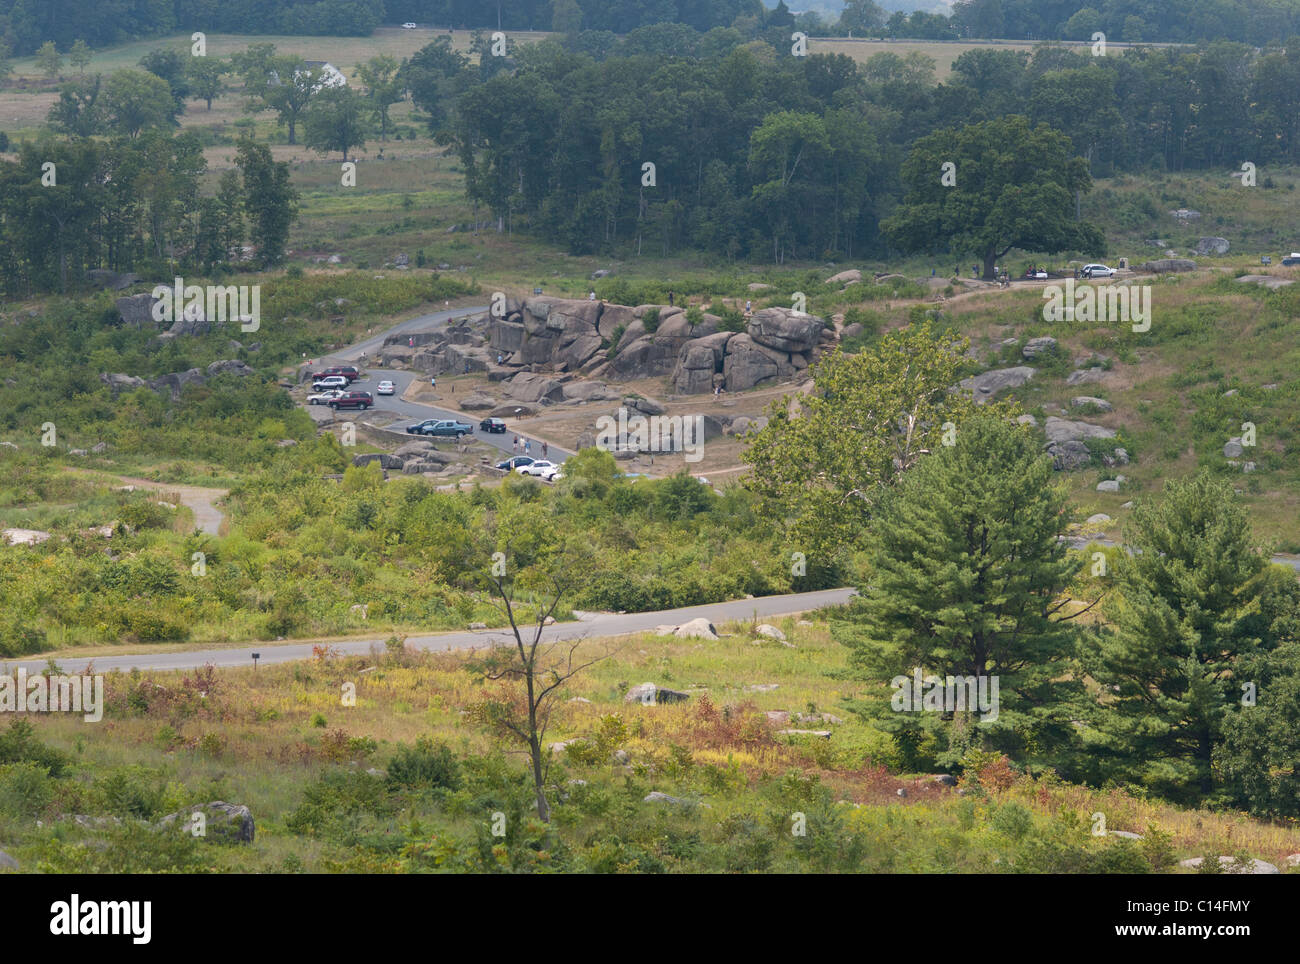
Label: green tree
xmin=138 ymin=48 xmax=191 ymax=111
xmin=235 ymin=137 xmax=297 ymax=266
xmin=0 ymin=42 xmax=12 ymax=84
xmin=1083 ymin=474 xmax=1280 ymax=801
xmin=748 ymin=110 xmax=830 ymax=264
xmin=303 ymin=85 xmax=367 ymax=162
xmin=835 ymin=416 xmax=1085 ymax=770
xmin=401 ymin=36 xmax=471 ymax=135
xmin=840 ymin=0 xmax=885 ymax=34
xmin=102 ymin=68 xmax=176 ymax=137
xmin=254 ymin=56 xmax=323 ymax=145
xmin=216 ymin=168 xmax=244 ymax=263
xmin=355 ymin=55 xmax=401 ymax=141
xmin=187 ymin=56 xmax=226 ymax=110
xmin=48 ymin=75 xmax=104 ymax=138
xmin=882 ymin=115 xmax=1104 ymax=279
xmin=69 ymin=39 xmax=91 ymax=75
xmin=36 ymin=41 xmax=62 ymax=81
xmin=743 ymin=321 xmax=986 ymax=570
xmin=551 ymin=0 xmax=583 ymax=33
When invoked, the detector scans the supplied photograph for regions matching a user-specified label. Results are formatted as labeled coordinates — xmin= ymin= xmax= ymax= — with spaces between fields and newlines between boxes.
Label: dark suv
xmin=312 ymin=365 xmax=359 ymax=382
xmin=329 ymin=391 xmax=373 ymax=410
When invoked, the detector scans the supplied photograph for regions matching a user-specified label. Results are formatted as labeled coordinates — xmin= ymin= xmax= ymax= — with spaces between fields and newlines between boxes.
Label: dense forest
xmin=7 ymin=27 xmax=1300 ymax=283
xmin=9 ymin=0 xmax=1300 ymax=54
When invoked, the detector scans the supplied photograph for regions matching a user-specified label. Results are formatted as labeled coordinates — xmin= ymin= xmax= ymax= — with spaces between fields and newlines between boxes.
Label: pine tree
xmin=834 ymin=416 xmax=1085 ymax=771
xmin=235 ymin=138 xmax=297 ymax=267
xmin=1082 ymin=473 xmax=1275 ymax=801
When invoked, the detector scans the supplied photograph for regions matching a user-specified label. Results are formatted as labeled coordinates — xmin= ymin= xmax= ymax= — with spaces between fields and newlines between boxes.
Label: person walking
xmin=524 ymin=439 xmax=531 ymax=455
xmin=512 ymin=435 xmax=519 ymax=453
xmin=541 ymin=441 xmax=548 ymax=459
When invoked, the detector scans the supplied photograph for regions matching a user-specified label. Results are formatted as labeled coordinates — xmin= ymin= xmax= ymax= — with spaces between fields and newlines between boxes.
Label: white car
xmin=517 ymin=460 xmax=557 ymax=477
xmin=312 ymin=375 xmax=349 ymax=391
xmin=540 ymin=466 xmax=564 ymax=482
xmin=308 ymin=388 xmax=347 ymax=405
xmin=1081 ymin=263 xmax=1116 ymax=278
xmin=376 ymin=380 xmax=395 ymax=395
xmin=402 ymin=22 xmax=417 ymax=29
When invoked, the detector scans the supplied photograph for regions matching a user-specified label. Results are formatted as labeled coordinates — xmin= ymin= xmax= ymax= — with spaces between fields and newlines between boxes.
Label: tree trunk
xmin=982 ymin=250 xmax=997 ymax=280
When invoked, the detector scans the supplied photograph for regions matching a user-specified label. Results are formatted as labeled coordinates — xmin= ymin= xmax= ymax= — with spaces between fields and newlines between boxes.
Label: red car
xmin=311 ymin=365 xmax=359 ymax=382
xmin=329 ymin=391 xmax=373 ymax=410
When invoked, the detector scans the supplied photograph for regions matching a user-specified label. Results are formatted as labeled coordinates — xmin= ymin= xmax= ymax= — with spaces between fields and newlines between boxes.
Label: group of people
xmin=512 ymin=436 xmax=547 ymax=458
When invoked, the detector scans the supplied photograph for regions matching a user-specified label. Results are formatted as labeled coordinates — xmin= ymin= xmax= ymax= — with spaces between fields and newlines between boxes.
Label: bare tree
xmin=470 ymin=543 xmax=613 ymax=822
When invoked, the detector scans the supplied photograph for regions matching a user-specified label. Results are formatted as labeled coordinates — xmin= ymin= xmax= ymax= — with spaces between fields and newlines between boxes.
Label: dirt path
xmin=114 ymin=477 xmax=229 ymax=536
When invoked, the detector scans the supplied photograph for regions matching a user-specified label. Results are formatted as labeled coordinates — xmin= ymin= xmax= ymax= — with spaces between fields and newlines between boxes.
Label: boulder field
xmin=377 ymin=297 xmax=830 ymax=395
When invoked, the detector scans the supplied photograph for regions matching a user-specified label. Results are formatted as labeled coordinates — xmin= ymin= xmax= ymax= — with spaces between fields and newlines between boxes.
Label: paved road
xmin=2 ymin=588 xmax=856 ymax=676
xmin=308 ymin=304 xmax=571 ymax=464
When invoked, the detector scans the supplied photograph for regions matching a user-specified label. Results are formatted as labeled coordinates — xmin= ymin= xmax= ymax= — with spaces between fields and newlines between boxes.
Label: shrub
xmin=0 ymin=719 xmax=67 ymax=776
xmin=642 ymin=307 xmax=661 ymax=333
xmin=0 ymin=762 xmax=54 ymax=818
xmin=387 ymin=737 xmax=462 ymax=792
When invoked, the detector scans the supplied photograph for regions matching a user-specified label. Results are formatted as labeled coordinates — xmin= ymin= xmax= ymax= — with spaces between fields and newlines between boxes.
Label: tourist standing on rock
xmin=589 ymin=290 xmax=595 ymax=301
xmin=744 ymin=299 xmax=752 ymax=315
xmin=668 ymin=290 xmax=675 ymax=306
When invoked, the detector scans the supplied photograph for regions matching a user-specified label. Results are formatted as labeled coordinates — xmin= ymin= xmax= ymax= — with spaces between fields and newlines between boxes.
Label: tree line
xmin=443 ymin=36 xmax=1300 ymax=262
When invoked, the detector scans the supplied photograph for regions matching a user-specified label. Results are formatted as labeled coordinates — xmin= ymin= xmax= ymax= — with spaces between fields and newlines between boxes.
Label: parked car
xmin=310 ymin=366 xmax=358 ymax=382
xmin=1081 ymin=263 xmax=1116 ymax=278
xmin=496 ymin=456 xmax=534 ymax=471
xmin=539 ymin=466 xmax=564 ymax=482
xmin=517 ymin=460 xmax=557 ymax=477
xmin=479 ymin=417 xmax=507 ymax=434
xmin=308 ymin=388 xmax=347 ymax=405
xmin=402 ymin=22 xmax=417 ymax=28
xmin=1282 ymin=253 xmax=1300 ymax=266
xmin=407 ymin=418 xmax=472 ymax=437
xmin=329 ymin=392 xmax=373 ymax=410
xmin=376 ymin=380 xmax=395 ymax=395
xmin=312 ymin=375 xmax=350 ymax=391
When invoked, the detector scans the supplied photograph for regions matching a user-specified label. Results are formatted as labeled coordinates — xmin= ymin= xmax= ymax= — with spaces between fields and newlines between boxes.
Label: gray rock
xmin=958 ymin=367 xmax=1035 ymax=403
xmin=747 ymin=307 xmax=825 ymax=353
xmin=1177 ymin=856 xmax=1278 ymax=874
xmin=206 ymin=359 xmax=255 ymax=378
xmin=459 ymin=392 xmax=498 ymax=411
xmin=1070 ymin=396 xmax=1113 ymax=412
xmin=1107 ymin=830 xmax=1143 ymax=840
xmin=778 ymin=729 xmax=832 ymax=739
xmin=1022 ymin=336 xmax=1058 ymax=359
xmin=1235 ymin=275 xmax=1294 ymax=290
xmin=624 ymin=682 xmax=691 ymax=705
xmin=933 ymin=774 xmax=958 ymax=787
xmin=1097 ymin=479 xmax=1121 ymax=492
xmin=0 ymin=849 xmax=15 ymax=870
xmin=1194 ymin=237 xmax=1230 ymax=256
xmin=156 ymin=802 xmax=254 ymax=843
xmin=147 ymin=368 xmax=207 ymax=401
xmin=643 ymin=792 xmax=694 ymax=806
xmin=1224 ymin=438 xmax=1245 ymax=458
xmin=100 ymin=372 xmax=147 ymax=396
xmin=1086 ymin=513 xmax=1112 ymax=525
xmin=755 ymin=623 xmax=786 ymax=641
xmin=1044 ymin=417 xmax=1116 ymax=444
xmin=1066 ymin=368 xmax=1110 ymax=386
xmin=630 ymin=395 xmax=667 ymax=416
xmin=673 ymin=617 xmax=718 ymax=640
xmin=506 ymin=372 xmax=565 ymax=404
xmin=1169 ymin=208 xmax=1202 ymax=221
xmin=116 ymin=293 xmax=160 ymax=328
xmin=352 ymin=453 xmax=404 ymax=470
xmin=828 ymin=269 xmax=862 ymax=285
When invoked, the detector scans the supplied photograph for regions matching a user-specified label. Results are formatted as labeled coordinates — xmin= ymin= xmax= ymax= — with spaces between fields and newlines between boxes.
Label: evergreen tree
xmin=1082 ymin=473 xmax=1278 ymax=801
xmin=834 ymin=416 xmax=1085 ymax=771
xmin=235 ymin=138 xmax=297 ymax=267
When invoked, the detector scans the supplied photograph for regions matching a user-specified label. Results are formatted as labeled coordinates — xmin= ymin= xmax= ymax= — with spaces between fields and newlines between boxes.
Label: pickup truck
xmin=406 ymin=418 xmax=473 ymax=438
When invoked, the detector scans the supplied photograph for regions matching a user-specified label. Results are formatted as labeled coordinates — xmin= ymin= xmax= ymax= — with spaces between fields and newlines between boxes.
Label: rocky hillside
xmin=376 ymin=297 xmax=832 ymax=395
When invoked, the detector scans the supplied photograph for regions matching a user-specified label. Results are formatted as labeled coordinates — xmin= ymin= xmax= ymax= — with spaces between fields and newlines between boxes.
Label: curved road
xmin=2 ymin=587 xmax=856 ymax=676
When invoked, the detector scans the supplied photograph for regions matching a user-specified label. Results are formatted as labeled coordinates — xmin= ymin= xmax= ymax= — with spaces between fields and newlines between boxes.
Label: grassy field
xmin=3 ymin=615 xmax=1296 ymax=873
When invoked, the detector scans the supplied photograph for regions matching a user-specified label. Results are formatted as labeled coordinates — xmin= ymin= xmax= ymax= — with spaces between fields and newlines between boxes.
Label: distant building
xmin=266 ymin=61 xmax=348 ymax=91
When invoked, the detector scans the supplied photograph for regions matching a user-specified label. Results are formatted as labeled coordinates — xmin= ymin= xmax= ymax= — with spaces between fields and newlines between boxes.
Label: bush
xmin=0 ymin=719 xmax=67 ymax=776
xmin=0 ymin=762 xmax=54 ymax=818
xmin=387 ymin=737 xmax=462 ymax=792
xmin=642 ymin=307 xmax=661 ymax=333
